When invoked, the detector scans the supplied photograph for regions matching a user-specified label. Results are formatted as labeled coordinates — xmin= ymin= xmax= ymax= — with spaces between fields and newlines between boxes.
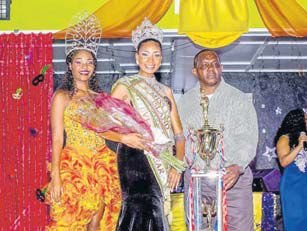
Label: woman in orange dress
xmin=46 ymin=48 xmax=147 ymax=231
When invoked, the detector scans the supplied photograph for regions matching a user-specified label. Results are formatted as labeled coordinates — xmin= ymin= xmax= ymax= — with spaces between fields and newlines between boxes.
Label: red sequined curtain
xmin=0 ymin=33 xmax=53 ymax=230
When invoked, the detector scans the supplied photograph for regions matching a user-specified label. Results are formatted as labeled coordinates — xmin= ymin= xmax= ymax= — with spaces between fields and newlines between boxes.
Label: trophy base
xmin=190 ymin=169 xmax=224 ymax=231
xmin=191 ymin=169 xmax=221 ymax=178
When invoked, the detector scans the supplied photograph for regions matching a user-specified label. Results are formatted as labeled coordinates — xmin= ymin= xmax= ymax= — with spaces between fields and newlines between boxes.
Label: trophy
xmin=189 ymin=90 xmax=225 ymax=231
xmin=202 ymin=197 xmax=217 ymax=231
xmin=196 ymin=91 xmax=221 ymax=166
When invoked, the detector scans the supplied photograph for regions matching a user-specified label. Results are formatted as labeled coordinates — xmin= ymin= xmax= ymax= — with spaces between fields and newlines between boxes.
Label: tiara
xmin=132 ymin=18 xmax=163 ymax=50
xmin=65 ymin=12 xmax=102 ymax=56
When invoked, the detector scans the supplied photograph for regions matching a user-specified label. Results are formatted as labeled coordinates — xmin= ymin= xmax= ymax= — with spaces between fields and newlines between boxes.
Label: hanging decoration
xmin=53 ymin=0 xmax=172 ymax=39
xmin=52 ymin=0 xmax=307 ymax=48
xmin=178 ymin=0 xmax=249 ymax=48
xmin=12 ymin=87 xmax=23 ymax=100
xmin=255 ymin=0 xmax=307 ymax=37
xmin=29 ymin=127 xmax=39 ymax=137
xmin=32 ymin=64 xmax=51 ymax=86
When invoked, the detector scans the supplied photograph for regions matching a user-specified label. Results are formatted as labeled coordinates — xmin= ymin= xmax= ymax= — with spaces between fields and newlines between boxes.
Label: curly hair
xmin=58 ymin=49 xmax=102 ymax=95
xmin=274 ymin=108 xmax=306 ymax=148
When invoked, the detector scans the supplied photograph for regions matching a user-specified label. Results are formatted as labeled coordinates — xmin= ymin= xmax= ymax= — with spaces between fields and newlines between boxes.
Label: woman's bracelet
xmin=174 ymin=133 xmax=185 ymax=142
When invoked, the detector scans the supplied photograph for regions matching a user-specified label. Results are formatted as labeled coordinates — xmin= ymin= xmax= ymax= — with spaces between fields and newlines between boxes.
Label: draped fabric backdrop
xmin=53 ymin=0 xmax=172 ymax=39
xmin=255 ymin=0 xmax=307 ymax=37
xmin=53 ymin=0 xmax=307 ymax=48
xmin=179 ymin=0 xmax=249 ymax=48
xmin=0 ymin=33 xmax=53 ymax=230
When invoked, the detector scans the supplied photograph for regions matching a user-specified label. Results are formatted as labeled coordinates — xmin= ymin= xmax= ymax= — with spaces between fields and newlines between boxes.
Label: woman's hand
xmin=298 ymin=132 xmax=307 ymax=149
xmin=121 ymin=133 xmax=150 ymax=151
xmin=168 ymin=167 xmax=182 ymax=192
xmin=49 ymin=174 xmax=63 ymax=203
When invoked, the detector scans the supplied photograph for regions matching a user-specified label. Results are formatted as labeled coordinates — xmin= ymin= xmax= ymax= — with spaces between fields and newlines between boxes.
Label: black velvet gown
xmin=106 ymin=141 xmax=169 ymax=231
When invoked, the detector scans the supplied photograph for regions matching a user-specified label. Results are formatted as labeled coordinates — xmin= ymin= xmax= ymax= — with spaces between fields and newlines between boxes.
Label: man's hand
xmin=224 ymin=164 xmax=241 ymax=190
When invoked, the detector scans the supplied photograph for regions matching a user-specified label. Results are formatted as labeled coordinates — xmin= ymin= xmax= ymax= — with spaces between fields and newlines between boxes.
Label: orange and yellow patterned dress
xmin=46 ymin=99 xmax=121 ymax=231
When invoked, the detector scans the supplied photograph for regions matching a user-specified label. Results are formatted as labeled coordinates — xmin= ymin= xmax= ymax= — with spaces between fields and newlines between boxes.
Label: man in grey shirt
xmin=177 ymin=50 xmax=258 ymax=231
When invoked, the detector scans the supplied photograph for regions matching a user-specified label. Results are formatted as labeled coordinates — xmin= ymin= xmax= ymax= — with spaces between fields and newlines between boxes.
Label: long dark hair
xmin=58 ymin=49 xmax=102 ymax=95
xmin=274 ymin=108 xmax=306 ymax=148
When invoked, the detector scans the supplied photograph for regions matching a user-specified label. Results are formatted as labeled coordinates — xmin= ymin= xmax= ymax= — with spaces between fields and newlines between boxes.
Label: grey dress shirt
xmin=177 ymin=78 xmax=258 ymax=170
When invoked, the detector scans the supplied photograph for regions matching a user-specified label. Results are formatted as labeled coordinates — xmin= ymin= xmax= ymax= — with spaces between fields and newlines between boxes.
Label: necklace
xmin=74 ymin=87 xmax=91 ymax=96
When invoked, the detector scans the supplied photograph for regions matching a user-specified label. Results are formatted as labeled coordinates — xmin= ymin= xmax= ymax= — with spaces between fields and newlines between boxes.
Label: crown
xmin=65 ymin=12 xmax=102 ymax=56
xmin=132 ymin=18 xmax=163 ymax=50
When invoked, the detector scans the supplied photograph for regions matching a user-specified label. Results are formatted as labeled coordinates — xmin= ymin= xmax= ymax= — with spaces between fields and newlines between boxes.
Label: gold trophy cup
xmin=196 ymin=91 xmax=221 ymax=166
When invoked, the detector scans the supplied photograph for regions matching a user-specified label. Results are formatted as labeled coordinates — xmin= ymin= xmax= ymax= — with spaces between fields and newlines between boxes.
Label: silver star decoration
xmin=275 ymin=107 xmax=282 ymax=115
xmin=261 ymin=104 xmax=266 ymax=109
xmin=262 ymin=128 xmax=266 ymax=134
xmin=262 ymin=146 xmax=277 ymax=162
